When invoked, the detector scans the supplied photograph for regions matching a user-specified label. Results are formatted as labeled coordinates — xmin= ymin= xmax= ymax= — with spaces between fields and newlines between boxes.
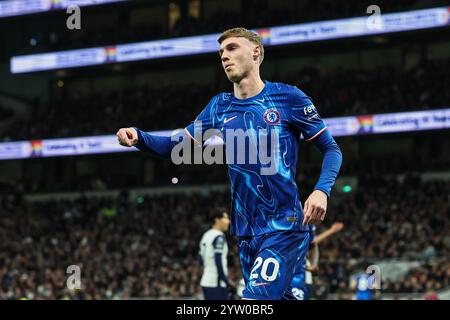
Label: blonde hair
xmin=218 ymin=27 xmax=264 ymax=64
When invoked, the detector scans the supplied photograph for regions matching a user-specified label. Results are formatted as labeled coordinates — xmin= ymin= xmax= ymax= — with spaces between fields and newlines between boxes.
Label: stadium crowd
xmin=2 ymin=58 xmax=449 ymax=142
xmin=385 ymin=260 xmax=450 ymax=294
xmin=0 ymin=176 xmax=448 ymax=299
xmin=310 ymin=175 xmax=450 ymax=298
xmin=0 ymin=190 xmax=237 ymax=299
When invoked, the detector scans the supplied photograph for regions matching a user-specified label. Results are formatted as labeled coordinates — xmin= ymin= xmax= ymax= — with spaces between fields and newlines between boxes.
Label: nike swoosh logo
xmin=224 ymin=116 xmax=237 ymax=124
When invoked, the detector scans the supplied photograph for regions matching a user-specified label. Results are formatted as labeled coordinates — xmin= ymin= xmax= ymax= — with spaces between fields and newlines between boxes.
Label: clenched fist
xmin=116 ymin=127 xmax=138 ymax=147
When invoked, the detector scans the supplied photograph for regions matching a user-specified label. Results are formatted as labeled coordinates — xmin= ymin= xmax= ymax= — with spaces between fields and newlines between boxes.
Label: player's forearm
xmin=313 ymin=229 xmax=336 ymax=245
xmin=312 ymin=130 xmax=343 ymax=197
xmin=134 ymin=128 xmax=180 ymax=159
xmin=214 ymin=253 xmax=231 ymax=287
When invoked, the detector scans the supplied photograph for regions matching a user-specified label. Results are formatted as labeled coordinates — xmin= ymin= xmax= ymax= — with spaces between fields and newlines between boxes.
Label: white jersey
xmin=199 ymin=228 xmax=229 ymax=288
xmin=305 ymin=259 xmax=313 ymax=285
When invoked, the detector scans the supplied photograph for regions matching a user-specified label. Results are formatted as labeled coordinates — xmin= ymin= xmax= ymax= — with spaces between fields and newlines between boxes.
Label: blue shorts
xmin=238 ymin=230 xmax=310 ymax=300
xmin=202 ymin=287 xmax=228 ymax=300
xmin=290 ymin=267 xmax=308 ymax=300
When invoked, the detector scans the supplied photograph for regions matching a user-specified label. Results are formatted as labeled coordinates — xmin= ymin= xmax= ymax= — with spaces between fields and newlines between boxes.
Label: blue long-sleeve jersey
xmin=134 ymin=81 xmax=342 ymax=237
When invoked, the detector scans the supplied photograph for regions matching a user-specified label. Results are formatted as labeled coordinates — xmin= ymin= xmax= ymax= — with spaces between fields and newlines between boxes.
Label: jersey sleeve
xmin=134 ymin=129 xmax=184 ymax=159
xmin=212 ymin=235 xmax=231 ymax=286
xmin=212 ymin=235 xmax=226 ymax=253
xmin=185 ymin=94 xmax=220 ymax=145
xmin=288 ymin=87 xmax=327 ymax=141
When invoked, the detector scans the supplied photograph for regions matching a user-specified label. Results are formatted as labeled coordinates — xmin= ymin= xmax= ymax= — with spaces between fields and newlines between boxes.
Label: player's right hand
xmin=303 ymin=189 xmax=328 ymax=226
xmin=116 ymin=127 xmax=138 ymax=147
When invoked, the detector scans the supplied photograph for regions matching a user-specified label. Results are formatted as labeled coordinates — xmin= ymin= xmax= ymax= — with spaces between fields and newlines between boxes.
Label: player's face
xmin=218 ymin=212 xmax=231 ymax=232
xmin=219 ymin=37 xmax=259 ymax=83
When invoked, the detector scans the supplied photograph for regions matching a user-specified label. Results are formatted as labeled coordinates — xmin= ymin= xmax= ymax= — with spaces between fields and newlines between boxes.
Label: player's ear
xmin=253 ymin=46 xmax=260 ymax=62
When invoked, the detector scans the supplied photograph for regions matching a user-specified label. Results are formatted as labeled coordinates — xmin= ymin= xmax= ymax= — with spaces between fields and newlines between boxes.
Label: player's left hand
xmin=302 ymin=190 xmax=328 ymax=226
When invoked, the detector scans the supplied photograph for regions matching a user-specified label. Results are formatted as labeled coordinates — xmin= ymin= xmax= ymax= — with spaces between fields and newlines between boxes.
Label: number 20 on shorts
xmin=250 ymin=257 xmax=280 ymax=282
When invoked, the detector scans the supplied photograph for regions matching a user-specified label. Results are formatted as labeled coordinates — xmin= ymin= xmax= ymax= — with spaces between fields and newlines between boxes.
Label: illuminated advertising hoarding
xmin=0 ymin=0 xmax=126 ymax=18
xmin=11 ymin=7 xmax=450 ymax=73
xmin=0 ymin=109 xmax=448 ymax=160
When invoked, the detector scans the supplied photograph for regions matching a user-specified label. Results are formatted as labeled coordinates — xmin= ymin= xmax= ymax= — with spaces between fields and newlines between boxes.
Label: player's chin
xmin=226 ymin=71 xmax=242 ymax=83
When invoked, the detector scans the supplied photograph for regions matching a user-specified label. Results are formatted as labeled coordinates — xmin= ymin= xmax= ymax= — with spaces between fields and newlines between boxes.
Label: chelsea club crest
xmin=263 ymin=109 xmax=281 ymax=125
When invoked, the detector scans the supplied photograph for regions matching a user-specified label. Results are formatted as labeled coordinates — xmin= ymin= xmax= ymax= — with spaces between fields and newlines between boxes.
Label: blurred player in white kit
xmin=199 ymin=208 xmax=235 ymax=300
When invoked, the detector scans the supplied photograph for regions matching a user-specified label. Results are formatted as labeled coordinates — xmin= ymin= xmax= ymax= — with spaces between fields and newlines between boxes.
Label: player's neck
xmin=233 ymin=74 xmax=265 ymax=100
